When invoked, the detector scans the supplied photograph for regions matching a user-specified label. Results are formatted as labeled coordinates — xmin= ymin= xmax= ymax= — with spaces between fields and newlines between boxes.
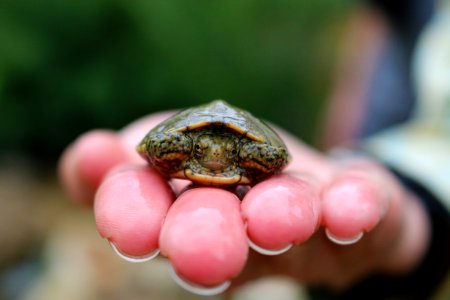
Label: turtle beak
xmin=202 ymin=161 xmax=227 ymax=171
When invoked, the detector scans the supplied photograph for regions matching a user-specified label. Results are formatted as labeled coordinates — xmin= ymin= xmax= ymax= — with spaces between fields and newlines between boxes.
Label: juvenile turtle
xmin=137 ymin=100 xmax=290 ymax=186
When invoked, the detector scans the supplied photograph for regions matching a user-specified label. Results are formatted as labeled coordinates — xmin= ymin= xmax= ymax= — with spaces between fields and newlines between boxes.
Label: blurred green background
xmin=0 ymin=0 xmax=354 ymax=164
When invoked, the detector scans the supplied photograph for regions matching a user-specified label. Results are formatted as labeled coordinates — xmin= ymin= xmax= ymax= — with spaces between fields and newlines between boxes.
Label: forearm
xmin=320 ymin=6 xmax=389 ymax=149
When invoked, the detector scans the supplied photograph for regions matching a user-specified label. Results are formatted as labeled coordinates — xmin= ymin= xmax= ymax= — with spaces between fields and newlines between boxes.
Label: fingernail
xmin=167 ymin=262 xmax=231 ymax=296
xmin=109 ymin=241 xmax=160 ymax=263
xmin=325 ymin=229 xmax=364 ymax=245
xmin=247 ymin=237 xmax=293 ymax=256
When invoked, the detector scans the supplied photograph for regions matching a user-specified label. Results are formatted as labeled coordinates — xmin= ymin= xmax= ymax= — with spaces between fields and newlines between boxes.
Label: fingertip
xmin=242 ymin=174 xmax=321 ymax=251
xmin=325 ymin=229 xmax=364 ymax=246
xmin=167 ymin=262 xmax=231 ymax=296
xmin=77 ymin=130 xmax=130 ymax=190
xmin=322 ymin=170 xmax=387 ymax=240
xmin=247 ymin=237 xmax=293 ymax=256
xmin=119 ymin=112 xmax=175 ymax=161
xmin=109 ymin=241 xmax=160 ymax=263
xmin=59 ymin=130 xmax=129 ymax=206
xmin=58 ymin=138 xmax=92 ymax=206
xmin=159 ymin=188 xmax=248 ymax=286
xmin=95 ymin=165 xmax=173 ymax=258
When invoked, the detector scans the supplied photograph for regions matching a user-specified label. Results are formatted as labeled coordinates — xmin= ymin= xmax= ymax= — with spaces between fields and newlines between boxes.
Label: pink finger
xmin=119 ymin=112 xmax=175 ymax=162
xmin=322 ymin=168 xmax=388 ymax=243
xmin=95 ymin=165 xmax=173 ymax=258
xmin=59 ymin=130 xmax=129 ymax=205
xmin=159 ymin=188 xmax=248 ymax=287
xmin=242 ymin=174 xmax=321 ymax=253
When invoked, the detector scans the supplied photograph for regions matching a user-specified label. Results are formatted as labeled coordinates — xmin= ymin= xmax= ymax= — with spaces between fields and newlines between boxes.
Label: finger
xmin=94 ymin=165 xmax=174 ymax=258
xmin=119 ymin=112 xmax=175 ymax=162
xmin=275 ymin=127 xmax=336 ymax=183
xmin=58 ymin=130 xmax=129 ymax=206
xmin=159 ymin=188 xmax=248 ymax=287
xmin=321 ymin=161 xmax=389 ymax=243
xmin=241 ymin=173 xmax=321 ymax=253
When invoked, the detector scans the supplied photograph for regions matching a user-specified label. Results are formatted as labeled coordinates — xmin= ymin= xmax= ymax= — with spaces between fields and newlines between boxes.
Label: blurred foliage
xmin=0 ymin=0 xmax=354 ymax=163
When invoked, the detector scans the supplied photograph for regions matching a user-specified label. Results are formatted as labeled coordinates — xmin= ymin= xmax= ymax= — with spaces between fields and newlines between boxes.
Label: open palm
xmin=59 ymin=113 xmax=429 ymax=295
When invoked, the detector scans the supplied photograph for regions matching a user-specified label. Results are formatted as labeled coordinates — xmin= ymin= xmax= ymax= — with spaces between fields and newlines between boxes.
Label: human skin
xmin=319 ymin=7 xmax=388 ymax=149
xmin=59 ymin=113 xmax=430 ymax=292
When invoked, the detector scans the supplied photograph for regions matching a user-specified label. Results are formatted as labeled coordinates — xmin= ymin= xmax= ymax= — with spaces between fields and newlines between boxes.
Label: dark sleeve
xmin=308 ymin=169 xmax=450 ymax=300
xmin=367 ymin=0 xmax=434 ymax=39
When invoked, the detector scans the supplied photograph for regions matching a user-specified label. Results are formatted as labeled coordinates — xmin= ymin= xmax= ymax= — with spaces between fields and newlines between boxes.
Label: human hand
xmin=59 ymin=112 xmax=430 ymax=295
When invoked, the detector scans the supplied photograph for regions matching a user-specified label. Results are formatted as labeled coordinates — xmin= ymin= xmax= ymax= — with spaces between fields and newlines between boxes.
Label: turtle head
xmin=192 ymin=133 xmax=239 ymax=171
xmin=182 ymin=132 xmax=243 ymax=185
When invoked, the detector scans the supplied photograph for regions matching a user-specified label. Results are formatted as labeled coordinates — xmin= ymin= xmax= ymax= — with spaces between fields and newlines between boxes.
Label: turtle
xmin=137 ymin=100 xmax=290 ymax=186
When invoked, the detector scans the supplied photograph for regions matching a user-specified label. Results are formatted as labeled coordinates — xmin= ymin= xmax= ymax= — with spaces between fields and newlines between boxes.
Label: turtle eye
xmin=194 ymin=143 xmax=206 ymax=155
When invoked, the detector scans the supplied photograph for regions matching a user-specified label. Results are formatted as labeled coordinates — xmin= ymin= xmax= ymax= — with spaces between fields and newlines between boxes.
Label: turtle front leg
xmin=239 ymin=141 xmax=289 ymax=175
xmin=137 ymin=131 xmax=192 ymax=173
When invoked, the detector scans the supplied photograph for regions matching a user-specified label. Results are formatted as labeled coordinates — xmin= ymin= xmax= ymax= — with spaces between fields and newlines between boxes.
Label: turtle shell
xmin=138 ymin=100 xmax=290 ymax=185
xmin=151 ymin=100 xmax=285 ymax=147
